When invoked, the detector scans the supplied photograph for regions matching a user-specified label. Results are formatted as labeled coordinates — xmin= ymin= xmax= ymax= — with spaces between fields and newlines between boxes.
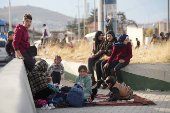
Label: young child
xmin=47 ymin=55 xmax=64 ymax=84
xmin=104 ymin=34 xmax=132 ymax=86
xmin=47 ymin=77 xmax=60 ymax=93
xmin=75 ymin=65 xmax=97 ymax=102
xmin=5 ymin=31 xmax=15 ymax=60
xmin=105 ymin=76 xmax=133 ymax=101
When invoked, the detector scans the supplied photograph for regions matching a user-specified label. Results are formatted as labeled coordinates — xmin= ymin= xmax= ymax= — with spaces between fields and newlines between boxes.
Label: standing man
xmin=12 ymin=14 xmax=35 ymax=72
xmin=135 ymin=38 xmax=140 ymax=49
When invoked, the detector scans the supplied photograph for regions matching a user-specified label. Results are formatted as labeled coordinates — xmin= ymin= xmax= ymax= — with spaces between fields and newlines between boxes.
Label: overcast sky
xmin=0 ymin=0 xmax=169 ymax=24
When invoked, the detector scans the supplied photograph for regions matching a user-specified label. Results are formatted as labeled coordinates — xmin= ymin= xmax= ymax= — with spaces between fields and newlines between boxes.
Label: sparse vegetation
xmin=38 ymin=40 xmax=170 ymax=64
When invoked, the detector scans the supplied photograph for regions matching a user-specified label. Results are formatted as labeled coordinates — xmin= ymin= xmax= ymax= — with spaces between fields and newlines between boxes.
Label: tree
xmin=117 ymin=12 xmax=138 ymax=36
xmin=66 ymin=18 xmax=78 ymax=35
xmin=145 ymin=28 xmax=153 ymax=37
xmin=86 ymin=9 xmax=98 ymax=25
xmin=66 ymin=9 xmax=98 ymax=38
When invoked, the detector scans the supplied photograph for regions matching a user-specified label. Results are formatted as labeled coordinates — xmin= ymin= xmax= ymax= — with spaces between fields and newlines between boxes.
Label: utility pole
xmin=168 ymin=0 xmax=169 ymax=32
xmin=84 ymin=0 xmax=86 ymax=36
xmin=9 ymin=0 xmax=12 ymax=31
xmin=78 ymin=0 xmax=80 ymax=39
xmin=103 ymin=0 xmax=106 ymax=34
xmin=94 ymin=0 xmax=96 ymax=32
xmin=98 ymin=0 xmax=103 ymax=31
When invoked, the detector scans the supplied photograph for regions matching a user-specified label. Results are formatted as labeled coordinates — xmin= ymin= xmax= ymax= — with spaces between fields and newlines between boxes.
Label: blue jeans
xmin=105 ymin=61 xmax=129 ymax=83
xmin=51 ymin=71 xmax=61 ymax=84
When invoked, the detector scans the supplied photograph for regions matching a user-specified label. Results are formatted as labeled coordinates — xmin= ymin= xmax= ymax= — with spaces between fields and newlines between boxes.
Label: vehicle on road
xmin=0 ymin=39 xmax=9 ymax=62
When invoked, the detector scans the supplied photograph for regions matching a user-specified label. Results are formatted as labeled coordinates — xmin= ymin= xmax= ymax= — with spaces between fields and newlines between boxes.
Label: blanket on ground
xmin=85 ymin=94 xmax=156 ymax=106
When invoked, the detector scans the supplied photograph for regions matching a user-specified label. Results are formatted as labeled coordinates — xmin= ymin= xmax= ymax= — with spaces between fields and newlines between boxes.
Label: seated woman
xmin=28 ymin=60 xmax=54 ymax=100
xmin=95 ymin=31 xmax=117 ymax=89
xmin=75 ymin=65 xmax=97 ymax=102
xmin=88 ymin=31 xmax=104 ymax=86
xmin=104 ymin=34 xmax=132 ymax=86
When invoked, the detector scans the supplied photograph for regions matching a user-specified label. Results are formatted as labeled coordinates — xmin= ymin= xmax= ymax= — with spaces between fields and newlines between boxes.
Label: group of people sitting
xmin=88 ymin=30 xmax=132 ymax=89
xmin=7 ymin=13 xmax=133 ymax=109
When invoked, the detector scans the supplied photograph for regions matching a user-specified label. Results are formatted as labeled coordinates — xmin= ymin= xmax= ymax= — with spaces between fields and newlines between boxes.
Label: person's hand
xmin=103 ymin=63 xmax=109 ymax=69
xmin=55 ymin=84 xmax=59 ymax=87
xmin=89 ymin=54 xmax=95 ymax=58
xmin=18 ymin=56 xmax=24 ymax=60
xmin=119 ymin=59 xmax=125 ymax=63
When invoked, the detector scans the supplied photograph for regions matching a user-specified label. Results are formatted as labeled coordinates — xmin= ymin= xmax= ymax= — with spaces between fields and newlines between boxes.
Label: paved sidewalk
xmin=36 ymin=79 xmax=170 ymax=113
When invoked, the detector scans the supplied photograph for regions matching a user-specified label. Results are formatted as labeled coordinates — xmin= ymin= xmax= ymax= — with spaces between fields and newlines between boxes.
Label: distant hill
xmin=0 ymin=5 xmax=74 ymax=31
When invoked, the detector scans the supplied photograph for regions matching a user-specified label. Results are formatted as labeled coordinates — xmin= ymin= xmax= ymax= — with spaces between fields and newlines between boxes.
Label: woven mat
xmin=85 ymin=94 xmax=156 ymax=106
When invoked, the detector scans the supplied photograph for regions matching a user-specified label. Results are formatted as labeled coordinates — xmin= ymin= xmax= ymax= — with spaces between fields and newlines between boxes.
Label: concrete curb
xmin=0 ymin=59 xmax=36 ymax=113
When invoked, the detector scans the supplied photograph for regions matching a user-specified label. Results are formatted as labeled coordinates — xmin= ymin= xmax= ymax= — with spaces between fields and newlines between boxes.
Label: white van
xmin=85 ymin=32 xmax=96 ymax=42
xmin=0 ymin=39 xmax=8 ymax=61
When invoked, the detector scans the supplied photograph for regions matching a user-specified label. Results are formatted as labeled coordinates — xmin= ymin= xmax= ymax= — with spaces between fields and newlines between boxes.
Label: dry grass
xmin=38 ymin=40 xmax=170 ymax=64
xmin=131 ymin=41 xmax=170 ymax=63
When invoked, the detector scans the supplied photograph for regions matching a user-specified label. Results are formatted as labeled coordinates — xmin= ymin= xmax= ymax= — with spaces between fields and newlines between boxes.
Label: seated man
xmin=105 ymin=76 xmax=133 ymax=101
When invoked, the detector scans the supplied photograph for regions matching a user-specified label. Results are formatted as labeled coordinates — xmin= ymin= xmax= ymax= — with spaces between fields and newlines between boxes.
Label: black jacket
xmin=5 ymin=40 xmax=15 ymax=56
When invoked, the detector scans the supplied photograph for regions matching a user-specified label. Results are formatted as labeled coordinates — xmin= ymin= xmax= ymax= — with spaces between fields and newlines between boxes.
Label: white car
xmin=0 ymin=39 xmax=9 ymax=62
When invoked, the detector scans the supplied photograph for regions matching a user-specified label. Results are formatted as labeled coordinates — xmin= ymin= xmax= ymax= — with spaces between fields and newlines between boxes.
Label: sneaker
xmin=86 ymin=97 xmax=92 ymax=103
xmin=41 ymin=104 xmax=51 ymax=110
xmin=41 ymin=105 xmax=46 ymax=110
xmin=49 ymin=103 xmax=55 ymax=109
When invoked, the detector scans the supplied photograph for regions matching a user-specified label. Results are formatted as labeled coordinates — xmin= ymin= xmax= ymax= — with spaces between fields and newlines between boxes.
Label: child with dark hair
xmin=5 ymin=31 xmax=15 ymax=60
xmin=105 ymin=76 xmax=133 ymax=101
xmin=46 ymin=55 xmax=64 ymax=84
xmin=13 ymin=14 xmax=35 ymax=72
xmin=104 ymin=34 xmax=132 ymax=86
xmin=75 ymin=65 xmax=97 ymax=102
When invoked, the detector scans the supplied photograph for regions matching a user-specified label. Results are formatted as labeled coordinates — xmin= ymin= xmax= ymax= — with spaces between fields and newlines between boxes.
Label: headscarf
xmin=95 ymin=31 xmax=103 ymax=52
xmin=113 ymin=34 xmax=129 ymax=47
xmin=103 ymin=30 xmax=117 ymax=49
xmin=28 ymin=60 xmax=49 ymax=95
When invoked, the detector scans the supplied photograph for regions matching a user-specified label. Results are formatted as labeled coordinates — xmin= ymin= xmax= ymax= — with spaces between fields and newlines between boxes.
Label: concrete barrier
xmin=121 ymin=63 xmax=170 ymax=90
xmin=0 ymin=59 xmax=36 ymax=113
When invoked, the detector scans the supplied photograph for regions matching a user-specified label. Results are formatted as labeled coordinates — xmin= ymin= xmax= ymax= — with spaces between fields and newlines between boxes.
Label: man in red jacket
xmin=12 ymin=14 xmax=35 ymax=72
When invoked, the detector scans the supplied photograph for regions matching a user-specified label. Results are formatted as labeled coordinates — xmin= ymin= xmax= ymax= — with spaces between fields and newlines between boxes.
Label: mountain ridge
xmin=0 ymin=5 xmax=74 ymax=31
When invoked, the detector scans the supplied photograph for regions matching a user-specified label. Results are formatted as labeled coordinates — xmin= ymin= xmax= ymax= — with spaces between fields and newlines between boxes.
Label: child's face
xmin=107 ymin=83 xmax=112 ymax=88
xmin=79 ymin=69 xmax=87 ymax=78
xmin=9 ymin=34 xmax=14 ymax=40
xmin=23 ymin=19 xmax=32 ymax=29
xmin=55 ymin=59 xmax=61 ymax=63
xmin=123 ymin=38 xmax=129 ymax=45
xmin=107 ymin=34 xmax=113 ymax=41
xmin=98 ymin=34 xmax=103 ymax=41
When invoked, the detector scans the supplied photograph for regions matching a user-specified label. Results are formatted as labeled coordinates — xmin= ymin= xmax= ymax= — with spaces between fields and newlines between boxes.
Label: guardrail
xmin=0 ymin=59 xmax=36 ymax=113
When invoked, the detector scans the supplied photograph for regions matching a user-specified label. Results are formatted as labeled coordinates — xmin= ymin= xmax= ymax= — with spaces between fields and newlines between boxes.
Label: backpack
xmin=66 ymin=84 xmax=85 ymax=107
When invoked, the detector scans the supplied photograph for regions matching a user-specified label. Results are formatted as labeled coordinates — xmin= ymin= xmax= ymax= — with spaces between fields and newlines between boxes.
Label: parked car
xmin=0 ymin=39 xmax=9 ymax=62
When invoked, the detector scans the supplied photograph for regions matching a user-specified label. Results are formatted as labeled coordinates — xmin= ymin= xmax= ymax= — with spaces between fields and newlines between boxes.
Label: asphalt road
xmin=0 ymin=61 xmax=7 ymax=69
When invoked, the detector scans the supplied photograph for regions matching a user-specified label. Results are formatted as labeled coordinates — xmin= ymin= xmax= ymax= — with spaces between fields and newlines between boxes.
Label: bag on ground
xmin=66 ymin=84 xmax=85 ymax=107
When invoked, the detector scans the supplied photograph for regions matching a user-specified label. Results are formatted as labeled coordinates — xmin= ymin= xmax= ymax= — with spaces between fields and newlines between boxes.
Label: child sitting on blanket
xmin=75 ymin=65 xmax=98 ymax=102
xmin=105 ymin=76 xmax=133 ymax=101
xmin=47 ymin=77 xmax=63 ymax=93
